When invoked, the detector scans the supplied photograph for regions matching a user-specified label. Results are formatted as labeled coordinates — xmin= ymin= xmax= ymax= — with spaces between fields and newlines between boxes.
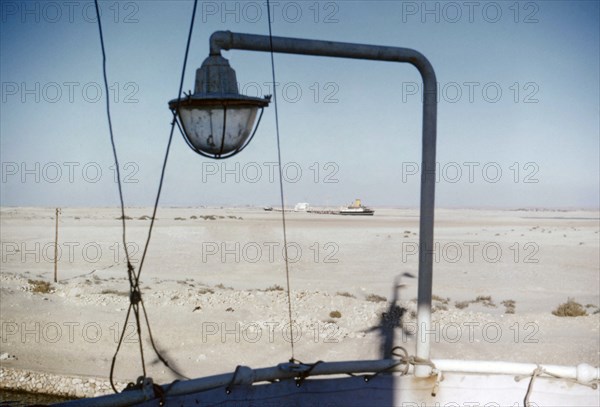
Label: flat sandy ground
xmin=0 ymin=207 xmax=598 ymax=385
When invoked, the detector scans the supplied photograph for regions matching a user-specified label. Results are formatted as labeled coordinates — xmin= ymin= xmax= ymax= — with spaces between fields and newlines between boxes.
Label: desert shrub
xmin=336 ymin=291 xmax=356 ymax=298
xmin=502 ymin=299 xmax=516 ymax=314
xmin=198 ymin=287 xmax=214 ymax=295
xmin=329 ymin=310 xmax=342 ymax=318
xmin=365 ymin=293 xmax=387 ymax=303
xmin=101 ymin=289 xmax=128 ymax=296
xmin=432 ymin=294 xmax=450 ymax=304
xmin=455 ymin=301 xmax=470 ymax=310
xmin=28 ymin=279 xmax=53 ymax=294
xmin=474 ymin=295 xmax=496 ymax=307
xmin=264 ymin=285 xmax=284 ymax=292
xmin=432 ymin=304 xmax=448 ymax=313
xmin=552 ymin=299 xmax=587 ymax=317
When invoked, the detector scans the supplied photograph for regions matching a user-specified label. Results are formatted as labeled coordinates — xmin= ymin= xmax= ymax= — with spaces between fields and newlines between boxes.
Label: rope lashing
xmin=294 ymin=360 xmax=324 ymax=387
xmin=365 ymin=346 xmax=437 ymax=382
xmin=517 ymin=364 xmax=600 ymax=406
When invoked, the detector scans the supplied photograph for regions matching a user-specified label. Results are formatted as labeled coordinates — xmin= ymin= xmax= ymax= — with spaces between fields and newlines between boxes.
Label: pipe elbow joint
xmin=210 ymin=30 xmax=233 ymax=55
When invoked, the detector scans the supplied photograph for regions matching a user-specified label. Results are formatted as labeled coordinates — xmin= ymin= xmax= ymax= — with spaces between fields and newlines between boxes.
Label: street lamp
xmin=169 ymin=54 xmax=271 ymax=159
xmin=171 ymin=31 xmax=437 ymax=378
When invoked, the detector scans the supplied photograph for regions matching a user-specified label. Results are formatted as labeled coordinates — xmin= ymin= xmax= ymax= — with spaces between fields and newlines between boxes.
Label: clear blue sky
xmin=1 ymin=0 xmax=598 ymax=208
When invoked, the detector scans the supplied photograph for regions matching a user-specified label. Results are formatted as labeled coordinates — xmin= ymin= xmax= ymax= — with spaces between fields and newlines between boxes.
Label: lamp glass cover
xmin=179 ymin=105 xmax=259 ymax=155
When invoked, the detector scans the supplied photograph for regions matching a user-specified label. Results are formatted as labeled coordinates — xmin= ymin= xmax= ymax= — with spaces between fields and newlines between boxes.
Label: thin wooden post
xmin=54 ymin=208 xmax=60 ymax=283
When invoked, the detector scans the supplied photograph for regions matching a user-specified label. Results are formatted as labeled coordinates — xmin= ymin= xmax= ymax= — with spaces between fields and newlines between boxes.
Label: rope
xmin=93 ymin=0 xmax=146 ymax=390
xmin=266 ymin=0 xmax=295 ymax=360
xmin=519 ymin=365 xmax=600 ymax=406
xmin=93 ymin=1 xmax=133 ymax=270
xmin=523 ymin=365 xmax=543 ymax=407
xmin=94 ymin=0 xmax=198 ymax=392
xmin=364 ymin=346 xmax=436 ymax=382
xmin=294 ymin=360 xmax=324 ymax=387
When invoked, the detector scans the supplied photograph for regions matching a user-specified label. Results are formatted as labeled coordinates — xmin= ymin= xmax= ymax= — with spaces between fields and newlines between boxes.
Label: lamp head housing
xmin=169 ymin=55 xmax=270 ymax=159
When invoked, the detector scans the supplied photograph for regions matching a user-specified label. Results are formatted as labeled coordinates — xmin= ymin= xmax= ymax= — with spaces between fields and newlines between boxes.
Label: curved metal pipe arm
xmin=210 ymin=31 xmax=436 ymax=84
xmin=209 ymin=30 xmax=437 ymax=377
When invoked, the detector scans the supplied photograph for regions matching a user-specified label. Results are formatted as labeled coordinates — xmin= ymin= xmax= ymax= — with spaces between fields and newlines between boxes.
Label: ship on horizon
xmin=339 ymin=199 xmax=375 ymax=216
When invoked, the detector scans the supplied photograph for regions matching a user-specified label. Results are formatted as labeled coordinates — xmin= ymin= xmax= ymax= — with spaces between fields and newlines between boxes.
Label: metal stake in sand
xmin=54 ymin=208 xmax=60 ymax=283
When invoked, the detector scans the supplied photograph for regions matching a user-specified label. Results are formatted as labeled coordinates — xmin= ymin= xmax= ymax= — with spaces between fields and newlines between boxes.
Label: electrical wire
xmin=266 ymin=0 xmax=296 ymax=361
xmin=93 ymin=0 xmax=198 ymax=391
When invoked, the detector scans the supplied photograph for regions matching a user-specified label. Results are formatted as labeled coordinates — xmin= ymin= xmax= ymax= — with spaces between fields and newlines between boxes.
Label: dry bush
xmin=432 ymin=304 xmax=448 ymax=313
xmin=28 ymin=279 xmax=53 ymax=294
xmin=198 ymin=287 xmax=215 ymax=295
xmin=336 ymin=291 xmax=356 ymax=298
xmin=552 ymin=299 xmax=587 ymax=317
xmin=455 ymin=301 xmax=470 ymax=310
xmin=329 ymin=310 xmax=342 ymax=318
xmin=432 ymin=294 xmax=450 ymax=304
xmin=101 ymin=289 xmax=128 ymax=296
xmin=365 ymin=293 xmax=387 ymax=303
xmin=264 ymin=284 xmax=284 ymax=292
xmin=474 ymin=295 xmax=496 ymax=307
xmin=502 ymin=299 xmax=516 ymax=314
xmin=100 ymin=288 xmax=129 ymax=297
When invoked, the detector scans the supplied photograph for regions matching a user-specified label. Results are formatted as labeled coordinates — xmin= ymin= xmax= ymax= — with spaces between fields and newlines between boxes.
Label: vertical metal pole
xmin=54 ymin=208 xmax=60 ymax=283
xmin=415 ymin=77 xmax=437 ymax=377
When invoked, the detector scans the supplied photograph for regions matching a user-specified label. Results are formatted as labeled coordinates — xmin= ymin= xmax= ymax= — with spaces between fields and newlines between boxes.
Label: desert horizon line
xmin=1 ymin=205 xmax=599 ymax=212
